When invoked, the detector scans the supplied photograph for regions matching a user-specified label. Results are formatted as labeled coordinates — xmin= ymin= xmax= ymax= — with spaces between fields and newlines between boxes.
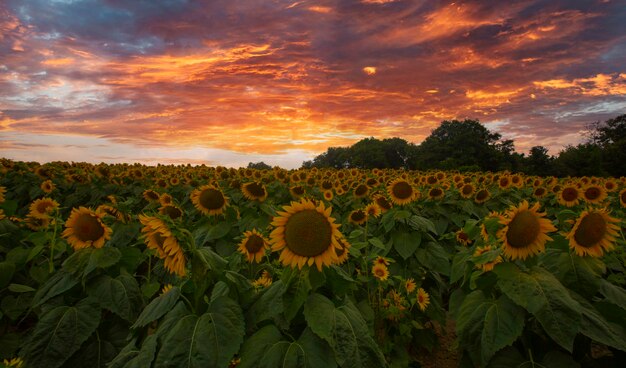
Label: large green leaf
xmin=155 ymin=296 xmax=245 ymax=368
xmin=63 ymin=247 xmax=121 ymax=278
xmin=282 ymin=268 xmax=312 ymax=322
xmin=239 ymin=325 xmax=284 ymax=368
xmin=22 ymin=298 xmax=101 ymax=368
xmin=481 ymin=295 xmax=525 ymax=365
xmin=304 ymin=293 xmax=387 ymax=368
xmin=87 ymin=274 xmax=143 ymax=321
xmin=0 ymin=261 xmax=15 ymax=288
xmin=255 ymin=328 xmax=336 ymax=368
xmin=415 ymin=241 xmax=450 ymax=276
xmin=409 ymin=215 xmax=438 ymax=234
xmin=32 ymin=270 xmax=78 ymax=307
xmin=495 ymin=263 xmax=581 ymax=352
xmin=131 ymin=286 xmax=181 ymax=329
xmin=598 ymin=279 xmax=626 ymax=307
xmin=246 ymin=280 xmax=286 ymax=327
xmin=108 ymin=335 xmax=158 ymax=368
xmin=570 ymin=291 xmax=626 ymax=352
xmin=391 ymin=230 xmax=420 ymax=260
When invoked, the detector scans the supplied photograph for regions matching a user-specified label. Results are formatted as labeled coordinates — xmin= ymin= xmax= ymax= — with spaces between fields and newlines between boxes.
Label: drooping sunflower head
xmin=159 ymin=205 xmax=183 ymax=220
xmin=28 ymin=198 xmax=59 ymax=219
xmin=474 ymin=188 xmax=491 ymax=204
xmin=270 ymin=198 xmax=341 ymax=271
xmin=387 ymin=178 xmax=417 ymax=205
xmin=143 ymin=189 xmax=161 ymax=202
xmin=191 ymin=185 xmax=228 ymax=215
xmin=242 ymin=182 xmax=268 ymax=202
xmin=558 ymin=186 xmax=580 ymax=207
xmin=139 ymin=215 xmax=186 ymax=276
xmin=566 ymin=208 xmax=620 ymax=257
xmin=582 ymin=185 xmax=607 ymax=204
xmin=349 ymin=208 xmax=368 ymax=225
xmin=373 ymin=194 xmax=392 ymax=212
xmin=498 ymin=201 xmax=556 ymax=260
xmin=62 ymin=207 xmax=112 ymax=250
xmin=238 ymin=229 xmax=269 ymax=263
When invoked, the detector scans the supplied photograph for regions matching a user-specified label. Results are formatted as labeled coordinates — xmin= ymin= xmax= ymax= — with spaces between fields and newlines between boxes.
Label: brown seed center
xmin=573 ymin=213 xmax=606 ymax=248
xmin=200 ymin=188 xmax=225 ymax=210
xmin=244 ymin=234 xmax=265 ymax=253
xmin=392 ymin=181 xmax=413 ymax=199
xmin=506 ymin=211 xmax=540 ymax=249
xmin=74 ymin=214 xmax=105 ymax=242
xmin=284 ymin=210 xmax=332 ymax=257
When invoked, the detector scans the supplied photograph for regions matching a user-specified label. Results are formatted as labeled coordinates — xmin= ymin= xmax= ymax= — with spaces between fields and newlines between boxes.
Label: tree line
xmin=295 ymin=115 xmax=626 ymax=177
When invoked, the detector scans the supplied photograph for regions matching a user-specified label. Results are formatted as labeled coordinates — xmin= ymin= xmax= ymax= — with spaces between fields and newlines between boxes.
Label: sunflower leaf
xmin=131 ymin=286 xmax=180 ymax=329
xmin=155 ymin=295 xmax=244 ymax=368
xmin=87 ymin=274 xmax=143 ymax=322
xmin=22 ymin=298 xmax=101 ymax=368
xmin=495 ymin=263 xmax=581 ymax=352
xmin=391 ymin=230 xmax=420 ymax=260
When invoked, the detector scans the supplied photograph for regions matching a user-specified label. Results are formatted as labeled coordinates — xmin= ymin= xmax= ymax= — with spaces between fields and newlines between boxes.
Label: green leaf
xmin=246 ymin=280 xmax=286 ymax=327
xmin=391 ymin=230 xmax=420 ymax=260
xmin=393 ymin=210 xmax=411 ymax=220
xmin=141 ymin=282 xmax=160 ymax=299
xmin=63 ymin=247 xmax=121 ymax=278
xmin=451 ymin=250 xmax=471 ymax=284
xmin=155 ymin=296 xmax=245 ymax=368
xmin=415 ymin=242 xmax=450 ymax=276
xmin=239 ymin=325 xmax=284 ymax=368
xmin=194 ymin=247 xmax=228 ymax=272
xmin=87 ymin=274 xmax=143 ymax=321
xmin=32 ymin=270 xmax=78 ymax=307
xmin=108 ymin=335 xmax=158 ymax=368
xmin=541 ymin=351 xmax=580 ymax=368
xmin=205 ymin=221 xmax=231 ymax=241
xmin=304 ymin=294 xmax=386 ymax=368
xmin=368 ymin=237 xmax=385 ymax=250
xmin=22 ymin=298 xmax=101 ymax=368
xmin=8 ymin=283 xmax=36 ymax=293
xmin=283 ymin=268 xmax=312 ymax=322
xmin=570 ymin=291 xmax=626 ymax=352
xmin=132 ymin=286 xmax=181 ymax=329
xmin=481 ymin=295 xmax=525 ymax=365
xmin=486 ymin=347 xmax=526 ymax=368
xmin=599 ymin=279 xmax=626 ymax=307
xmin=495 ymin=263 xmax=581 ymax=352
xmin=254 ymin=328 xmax=336 ymax=368
xmin=409 ymin=215 xmax=438 ymax=234
xmin=0 ymin=262 xmax=15 ymax=288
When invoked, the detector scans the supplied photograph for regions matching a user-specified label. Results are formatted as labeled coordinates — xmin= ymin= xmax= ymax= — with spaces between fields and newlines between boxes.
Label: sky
xmin=1 ymin=0 xmax=625 ymax=169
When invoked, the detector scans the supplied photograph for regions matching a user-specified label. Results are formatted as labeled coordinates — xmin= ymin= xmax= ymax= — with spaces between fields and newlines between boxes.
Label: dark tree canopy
xmin=301 ymin=115 xmax=626 ymax=177
xmin=247 ymin=161 xmax=272 ymax=170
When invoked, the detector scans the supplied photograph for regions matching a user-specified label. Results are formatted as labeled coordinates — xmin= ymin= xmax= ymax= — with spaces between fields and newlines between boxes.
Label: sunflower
xmin=619 ymin=188 xmax=626 ymax=208
xmin=0 ymin=187 xmax=5 ymax=203
xmin=582 ymin=185 xmax=607 ymax=204
xmin=2 ymin=357 xmax=24 ymax=368
xmin=190 ymin=185 xmax=228 ymax=215
xmin=28 ymin=198 xmax=59 ymax=219
xmin=374 ymin=255 xmax=390 ymax=266
xmin=26 ymin=215 xmax=51 ymax=231
xmin=96 ymin=204 xmax=127 ymax=222
xmin=0 ymin=209 xmax=5 ymax=221
xmin=159 ymin=193 xmax=173 ymax=206
xmin=498 ymin=201 xmax=556 ymax=260
xmin=373 ymin=194 xmax=392 ymax=212
xmin=349 ymin=209 xmax=368 ymax=225
xmin=323 ymin=190 xmax=334 ymax=201
xmin=498 ymin=176 xmax=511 ymax=190
xmin=335 ymin=236 xmax=351 ymax=264
xmin=139 ymin=215 xmax=186 ymax=276
xmin=161 ymin=284 xmax=174 ymax=295
xmin=62 ymin=207 xmax=112 ymax=250
xmin=365 ymin=202 xmax=381 ymax=218
xmin=459 ymin=183 xmax=475 ymax=199
xmin=474 ymin=188 xmax=491 ymax=204
xmin=427 ymin=187 xmax=445 ymax=200
xmin=353 ymin=184 xmax=370 ymax=199
xmin=270 ymin=198 xmax=342 ymax=271
xmin=159 ymin=205 xmax=183 ymax=220
xmin=405 ymin=278 xmax=416 ymax=293
xmin=416 ymin=288 xmax=430 ymax=311
xmin=473 ymin=245 xmax=503 ymax=272
xmin=566 ymin=208 xmax=620 ymax=257
xmin=237 ymin=229 xmax=269 ymax=263
xmin=143 ymin=189 xmax=161 ymax=202
xmin=532 ymin=187 xmax=547 ymax=199
xmin=387 ymin=178 xmax=417 ymax=205
xmin=372 ymin=263 xmax=389 ymax=281
xmin=290 ymin=185 xmax=305 ymax=198
xmin=558 ymin=186 xmax=581 ymax=207
xmin=252 ymin=270 xmax=273 ymax=288
xmin=242 ymin=182 xmax=268 ymax=202
xmin=40 ymin=180 xmax=55 ymax=193
xmin=456 ymin=229 xmax=471 ymax=246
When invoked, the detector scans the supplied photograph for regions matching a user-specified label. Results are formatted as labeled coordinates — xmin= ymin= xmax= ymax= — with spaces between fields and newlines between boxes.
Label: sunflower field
xmin=0 ymin=159 xmax=625 ymax=368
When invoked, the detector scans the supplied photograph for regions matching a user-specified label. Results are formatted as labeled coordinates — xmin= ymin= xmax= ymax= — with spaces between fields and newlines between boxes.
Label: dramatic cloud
xmin=1 ymin=0 xmax=625 ymax=167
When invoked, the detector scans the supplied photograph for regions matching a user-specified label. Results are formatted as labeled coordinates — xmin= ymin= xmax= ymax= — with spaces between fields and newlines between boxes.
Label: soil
xmin=417 ymin=318 xmax=460 ymax=368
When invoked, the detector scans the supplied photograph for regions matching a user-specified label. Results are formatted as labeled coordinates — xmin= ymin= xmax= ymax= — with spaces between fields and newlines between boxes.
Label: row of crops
xmin=0 ymin=158 xmax=625 ymax=368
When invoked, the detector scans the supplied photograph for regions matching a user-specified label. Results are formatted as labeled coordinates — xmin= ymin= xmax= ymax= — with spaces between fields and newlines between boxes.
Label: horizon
xmin=1 ymin=0 xmax=625 ymax=169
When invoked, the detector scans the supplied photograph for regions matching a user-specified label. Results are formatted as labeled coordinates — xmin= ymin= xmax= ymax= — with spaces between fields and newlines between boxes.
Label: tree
xmin=554 ymin=143 xmax=607 ymax=177
xmin=247 ymin=161 xmax=272 ymax=170
xmin=587 ymin=114 xmax=626 ymax=176
xmin=411 ymin=119 xmax=508 ymax=171
xmin=525 ymin=146 xmax=554 ymax=176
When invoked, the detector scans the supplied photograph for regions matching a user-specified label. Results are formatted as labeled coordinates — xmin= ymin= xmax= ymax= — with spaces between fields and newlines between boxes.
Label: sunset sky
xmin=1 ymin=0 xmax=625 ymax=168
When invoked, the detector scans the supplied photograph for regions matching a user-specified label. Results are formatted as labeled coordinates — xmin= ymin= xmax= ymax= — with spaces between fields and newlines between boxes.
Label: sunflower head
xmin=416 ymin=288 xmax=430 ymax=311
xmin=387 ymin=178 xmax=417 ymax=205
xmin=372 ymin=263 xmax=389 ymax=281
xmin=159 ymin=205 xmax=183 ymax=220
xmin=428 ymin=187 xmax=445 ymax=200
xmin=335 ymin=236 xmax=351 ymax=265
xmin=558 ymin=186 xmax=580 ymax=207
xmin=242 ymin=182 xmax=268 ymax=202
xmin=143 ymin=189 xmax=161 ymax=202
xmin=474 ymin=188 xmax=491 ymax=204
xmin=40 ymin=180 xmax=55 ymax=193
xmin=353 ymin=184 xmax=370 ymax=199
xmin=365 ymin=203 xmax=381 ymax=218
xmin=456 ymin=229 xmax=472 ymax=246
xmin=191 ymin=185 xmax=229 ymax=215
xmin=139 ymin=215 xmax=186 ymax=276
xmin=566 ymin=208 xmax=620 ymax=257
xmin=238 ymin=229 xmax=269 ymax=263
xmin=29 ymin=198 xmax=59 ymax=219
xmin=582 ymin=185 xmax=607 ymax=204
xmin=460 ymin=183 xmax=475 ymax=199
xmin=498 ymin=201 xmax=556 ymax=260
xmin=270 ymin=198 xmax=341 ymax=271
xmin=62 ymin=207 xmax=112 ymax=250
xmin=619 ymin=188 xmax=626 ymax=208
xmin=349 ymin=209 xmax=368 ymax=225
xmin=323 ymin=190 xmax=334 ymax=201
xmin=159 ymin=193 xmax=173 ymax=206
xmin=373 ymin=194 xmax=392 ymax=212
